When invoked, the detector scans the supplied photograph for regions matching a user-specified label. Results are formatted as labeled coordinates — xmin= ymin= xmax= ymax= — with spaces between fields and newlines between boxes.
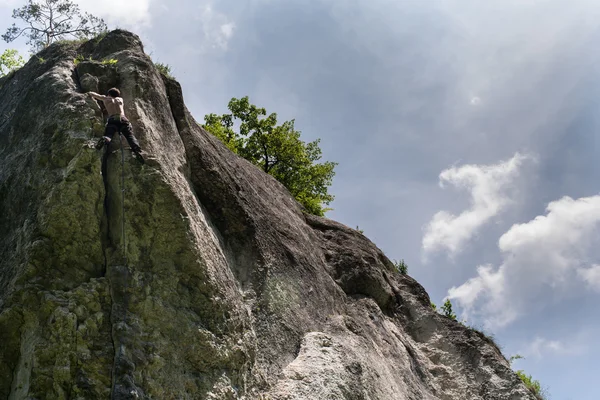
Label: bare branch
xmin=4 ymin=27 xmax=28 ymax=41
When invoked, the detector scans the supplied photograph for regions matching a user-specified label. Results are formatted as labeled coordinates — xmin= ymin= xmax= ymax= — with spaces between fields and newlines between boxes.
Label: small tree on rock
xmin=393 ymin=259 xmax=408 ymax=274
xmin=441 ymin=299 xmax=457 ymax=321
xmin=204 ymin=96 xmax=337 ymax=216
xmin=2 ymin=0 xmax=107 ymax=52
xmin=0 ymin=49 xmax=25 ymax=77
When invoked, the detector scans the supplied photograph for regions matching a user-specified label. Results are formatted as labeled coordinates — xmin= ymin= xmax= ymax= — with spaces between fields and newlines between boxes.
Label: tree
xmin=441 ymin=299 xmax=457 ymax=320
xmin=0 ymin=49 xmax=25 ymax=77
xmin=2 ymin=0 xmax=107 ymax=52
xmin=393 ymin=259 xmax=408 ymax=274
xmin=203 ymin=96 xmax=337 ymax=216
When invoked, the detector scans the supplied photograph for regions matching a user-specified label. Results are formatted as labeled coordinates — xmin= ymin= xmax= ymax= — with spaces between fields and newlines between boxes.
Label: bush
xmin=516 ymin=370 xmax=546 ymax=399
xmin=393 ymin=259 xmax=408 ymax=274
xmin=73 ymin=54 xmax=86 ymax=65
xmin=441 ymin=299 xmax=457 ymax=320
xmin=155 ymin=62 xmax=172 ymax=77
xmin=73 ymin=55 xmax=117 ymax=66
xmin=509 ymin=355 xmax=547 ymax=399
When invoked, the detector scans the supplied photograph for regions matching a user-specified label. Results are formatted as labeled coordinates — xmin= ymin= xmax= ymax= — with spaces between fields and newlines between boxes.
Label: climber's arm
xmin=87 ymin=92 xmax=111 ymax=101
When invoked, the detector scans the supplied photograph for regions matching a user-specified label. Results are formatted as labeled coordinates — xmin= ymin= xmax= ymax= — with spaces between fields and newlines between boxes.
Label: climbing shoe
xmin=95 ymin=136 xmax=112 ymax=150
xmin=132 ymin=150 xmax=146 ymax=164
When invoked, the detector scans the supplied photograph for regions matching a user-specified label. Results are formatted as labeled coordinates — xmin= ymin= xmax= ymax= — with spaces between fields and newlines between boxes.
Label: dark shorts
xmin=105 ymin=115 xmax=141 ymax=152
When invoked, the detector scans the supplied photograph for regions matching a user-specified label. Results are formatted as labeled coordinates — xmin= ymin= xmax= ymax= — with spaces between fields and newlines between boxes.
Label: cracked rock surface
xmin=0 ymin=30 xmax=537 ymax=400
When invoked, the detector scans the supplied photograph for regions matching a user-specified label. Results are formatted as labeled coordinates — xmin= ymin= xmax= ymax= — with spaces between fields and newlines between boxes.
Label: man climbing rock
xmin=87 ymin=88 xmax=146 ymax=163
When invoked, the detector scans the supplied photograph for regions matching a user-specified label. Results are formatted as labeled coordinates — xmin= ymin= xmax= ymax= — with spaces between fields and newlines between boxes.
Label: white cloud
xmin=75 ymin=0 xmax=152 ymax=29
xmin=196 ymin=4 xmax=236 ymax=51
xmin=523 ymin=337 xmax=584 ymax=359
xmin=422 ymin=152 xmax=530 ymax=258
xmin=448 ymin=195 xmax=600 ymax=329
xmin=220 ymin=22 xmax=235 ymax=39
xmin=578 ymin=264 xmax=600 ymax=291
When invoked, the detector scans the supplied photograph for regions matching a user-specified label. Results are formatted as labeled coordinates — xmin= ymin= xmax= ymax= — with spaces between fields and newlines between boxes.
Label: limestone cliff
xmin=0 ymin=30 xmax=536 ymax=400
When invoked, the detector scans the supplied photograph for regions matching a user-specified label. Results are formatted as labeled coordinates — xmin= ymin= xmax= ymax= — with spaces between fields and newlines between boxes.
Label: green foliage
xmin=441 ymin=299 xmax=457 ymax=320
xmin=516 ymin=370 xmax=546 ymax=399
xmin=0 ymin=49 xmax=25 ymax=77
xmin=155 ymin=62 xmax=172 ymax=77
xmin=37 ymin=56 xmax=45 ymax=63
xmin=2 ymin=0 xmax=107 ymax=52
xmin=73 ymin=54 xmax=86 ymax=65
xmin=393 ymin=259 xmax=408 ymax=274
xmin=509 ymin=354 xmax=524 ymax=365
xmin=203 ymin=96 xmax=337 ymax=216
xmin=430 ymin=302 xmax=437 ymax=311
xmin=73 ymin=54 xmax=117 ymax=66
xmin=508 ymin=355 xmax=547 ymax=399
xmin=356 ymin=226 xmax=364 ymax=234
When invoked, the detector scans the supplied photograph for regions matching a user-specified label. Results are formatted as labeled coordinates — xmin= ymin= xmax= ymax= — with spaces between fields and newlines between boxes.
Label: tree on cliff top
xmin=2 ymin=0 xmax=107 ymax=52
xmin=441 ymin=299 xmax=457 ymax=321
xmin=204 ymin=96 xmax=337 ymax=216
xmin=0 ymin=49 xmax=25 ymax=77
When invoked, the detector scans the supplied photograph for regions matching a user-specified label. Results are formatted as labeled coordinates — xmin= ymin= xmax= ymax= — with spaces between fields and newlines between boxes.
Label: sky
xmin=1 ymin=0 xmax=599 ymax=398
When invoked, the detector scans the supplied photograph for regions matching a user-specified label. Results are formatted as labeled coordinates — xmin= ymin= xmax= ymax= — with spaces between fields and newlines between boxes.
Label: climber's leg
xmin=120 ymin=117 xmax=142 ymax=153
xmin=96 ymin=122 xmax=117 ymax=150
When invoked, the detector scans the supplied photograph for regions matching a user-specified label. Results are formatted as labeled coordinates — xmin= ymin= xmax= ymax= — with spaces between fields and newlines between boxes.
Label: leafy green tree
xmin=2 ymin=0 xmax=107 ymax=52
xmin=393 ymin=259 xmax=408 ymax=274
xmin=0 ymin=49 xmax=25 ymax=77
xmin=203 ymin=96 xmax=337 ymax=216
xmin=441 ymin=299 xmax=457 ymax=320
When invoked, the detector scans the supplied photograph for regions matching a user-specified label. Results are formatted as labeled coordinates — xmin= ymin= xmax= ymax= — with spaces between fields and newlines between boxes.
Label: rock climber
xmin=87 ymin=88 xmax=145 ymax=163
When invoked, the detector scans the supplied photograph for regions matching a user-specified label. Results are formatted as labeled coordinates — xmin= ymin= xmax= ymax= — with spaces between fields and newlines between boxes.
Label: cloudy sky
xmin=2 ymin=0 xmax=599 ymax=398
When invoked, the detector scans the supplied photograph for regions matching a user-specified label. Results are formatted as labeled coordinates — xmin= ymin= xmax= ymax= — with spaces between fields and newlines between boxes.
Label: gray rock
xmin=0 ymin=30 xmax=537 ymax=399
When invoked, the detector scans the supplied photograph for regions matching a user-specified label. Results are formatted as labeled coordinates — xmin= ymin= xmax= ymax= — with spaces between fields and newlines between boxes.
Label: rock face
xmin=0 ymin=30 xmax=536 ymax=400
